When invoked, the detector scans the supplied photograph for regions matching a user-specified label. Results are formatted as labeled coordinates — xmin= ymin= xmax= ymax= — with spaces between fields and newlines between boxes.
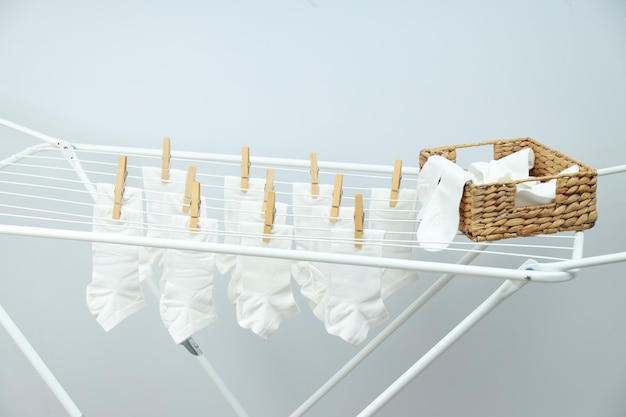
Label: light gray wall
xmin=1 ymin=1 xmax=626 ymax=416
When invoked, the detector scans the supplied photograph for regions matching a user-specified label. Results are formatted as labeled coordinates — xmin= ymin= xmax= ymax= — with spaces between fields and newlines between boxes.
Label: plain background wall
xmin=1 ymin=1 xmax=626 ymax=416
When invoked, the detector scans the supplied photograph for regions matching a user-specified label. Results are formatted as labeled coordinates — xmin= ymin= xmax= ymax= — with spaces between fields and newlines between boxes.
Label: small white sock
xmin=216 ymin=176 xmax=265 ymax=275
xmin=367 ymin=188 xmax=419 ymax=299
xmin=160 ymin=215 xmax=219 ymax=344
xmin=324 ymin=228 xmax=388 ymax=346
xmin=227 ymin=200 xmax=289 ymax=304
xmin=304 ymin=205 xmax=356 ymax=321
xmin=141 ymin=166 xmax=188 ymax=276
xmin=291 ymin=182 xmax=334 ymax=286
xmin=94 ymin=184 xmax=150 ymax=280
xmin=235 ymin=222 xmax=299 ymax=338
xmin=417 ymin=160 xmax=473 ymax=251
xmin=416 ymin=155 xmax=452 ymax=217
xmin=87 ymin=203 xmax=145 ymax=332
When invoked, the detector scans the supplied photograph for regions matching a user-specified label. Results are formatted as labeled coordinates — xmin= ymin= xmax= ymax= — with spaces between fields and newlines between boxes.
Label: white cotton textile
xmin=291 ymin=182 xmax=334 ymax=285
xmin=417 ymin=156 xmax=473 ymax=251
xmin=141 ymin=166 xmax=188 ymax=275
xmin=160 ymin=216 xmax=219 ymax=344
xmin=227 ymin=200 xmax=289 ymax=304
xmin=235 ymin=222 xmax=299 ymax=339
xmin=87 ymin=202 xmax=145 ymax=332
xmin=216 ymin=176 xmax=265 ymax=275
xmin=301 ymin=205 xmax=355 ymax=322
xmin=367 ymin=188 xmax=419 ymax=299
xmin=324 ymin=228 xmax=388 ymax=346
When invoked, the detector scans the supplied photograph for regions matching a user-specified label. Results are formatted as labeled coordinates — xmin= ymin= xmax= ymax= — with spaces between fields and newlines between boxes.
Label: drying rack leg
xmin=143 ymin=277 xmax=250 ymax=417
xmin=289 ymin=244 xmax=488 ymax=417
xmin=356 ymin=278 xmax=527 ymax=417
xmin=0 ymin=303 xmax=85 ymax=417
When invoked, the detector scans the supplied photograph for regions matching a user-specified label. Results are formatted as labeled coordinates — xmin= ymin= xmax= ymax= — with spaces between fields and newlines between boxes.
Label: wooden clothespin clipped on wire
xmin=390 ymin=159 xmax=402 ymax=207
xmin=182 ymin=164 xmax=197 ymax=214
xmin=354 ymin=193 xmax=364 ymax=248
xmin=161 ymin=137 xmax=171 ymax=182
xmin=189 ymin=181 xmax=201 ymax=231
xmin=241 ymin=146 xmax=250 ymax=192
xmin=329 ymin=173 xmax=343 ymax=223
xmin=263 ymin=189 xmax=276 ymax=243
xmin=262 ymin=168 xmax=275 ymax=216
xmin=310 ymin=152 xmax=319 ymax=199
xmin=112 ymin=155 xmax=128 ymax=220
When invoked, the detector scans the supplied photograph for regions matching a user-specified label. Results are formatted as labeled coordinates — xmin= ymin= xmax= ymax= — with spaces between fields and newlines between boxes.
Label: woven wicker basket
xmin=419 ymin=137 xmax=598 ymax=242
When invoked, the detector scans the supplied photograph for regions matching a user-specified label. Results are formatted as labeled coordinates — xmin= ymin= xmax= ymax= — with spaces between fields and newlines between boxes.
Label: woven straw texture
xmin=419 ymin=137 xmax=597 ymax=242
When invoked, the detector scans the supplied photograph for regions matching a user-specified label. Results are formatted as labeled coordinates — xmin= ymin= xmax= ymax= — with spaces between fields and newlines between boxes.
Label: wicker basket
xmin=419 ymin=137 xmax=598 ymax=242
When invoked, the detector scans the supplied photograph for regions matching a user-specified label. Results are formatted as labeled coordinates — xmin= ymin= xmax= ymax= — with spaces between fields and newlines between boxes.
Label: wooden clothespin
xmin=310 ymin=152 xmax=319 ymax=199
xmin=241 ymin=146 xmax=250 ymax=192
xmin=112 ymin=155 xmax=128 ymax=220
xmin=354 ymin=193 xmax=364 ymax=248
xmin=263 ymin=190 xmax=276 ymax=243
xmin=161 ymin=137 xmax=171 ymax=182
xmin=262 ymin=168 xmax=275 ymax=216
xmin=189 ymin=181 xmax=201 ymax=231
xmin=390 ymin=159 xmax=402 ymax=207
xmin=330 ymin=173 xmax=343 ymax=223
xmin=182 ymin=164 xmax=197 ymax=214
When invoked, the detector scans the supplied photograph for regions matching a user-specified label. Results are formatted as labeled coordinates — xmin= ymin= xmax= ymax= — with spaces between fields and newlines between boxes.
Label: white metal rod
xmin=289 ymin=244 xmax=488 ymax=417
xmin=71 ymin=143 xmax=422 ymax=176
xmin=0 ymin=118 xmax=63 ymax=146
xmin=537 ymin=250 xmax=626 ymax=271
xmin=143 ymin=277 xmax=249 ymax=417
xmin=0 ymin=224 xmax=573 ymax=282
xmin=0 ymin=143 xmax=53 ymax=170
xmin=196 ymin=355 xmax=250 ymax=417
xmin=0 ymin=303 xmax=84 ymax=417
xmin=357 ymin=279 xmax=527 ymax=417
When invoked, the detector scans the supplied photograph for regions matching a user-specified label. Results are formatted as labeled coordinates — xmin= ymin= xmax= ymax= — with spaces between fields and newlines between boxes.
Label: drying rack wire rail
xmin=1 ymin=118 xmax=626 ymax=417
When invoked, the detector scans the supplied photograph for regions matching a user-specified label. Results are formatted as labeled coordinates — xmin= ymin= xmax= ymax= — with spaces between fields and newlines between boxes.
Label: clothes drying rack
xmin=1 ymin=118 xmax=625 ymax=417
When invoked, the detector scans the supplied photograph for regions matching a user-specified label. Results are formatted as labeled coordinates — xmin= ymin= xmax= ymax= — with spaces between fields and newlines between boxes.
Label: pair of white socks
xmin=217 ymin=176 xmax=265 ymax=275
xmin=234 ymin=222 xmax=299 ymax=338
xmin=159 ymin=215 xmax=219 ymax=344
xmin=324 ymin=228 xmax=388 ymax=346
xmin=87 ymin=184 xmax=146 ymax=332
xmin=141 ymin=166 xmax=188 ymax=278
xmin=367 ymin=188 xmax=419 ymax=299
xmin=417 ymin=156 xmax=474 ymax=251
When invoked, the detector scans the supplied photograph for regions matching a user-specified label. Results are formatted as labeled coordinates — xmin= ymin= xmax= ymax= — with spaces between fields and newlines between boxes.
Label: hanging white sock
xmin=235 ymin=222 xmax=299 ymax=339
xmin=227 ymin=200 xmax=289 ymax=304
xmin=94 ymin=183 xmax=150 ymax=280
xmin=290 ymin=182 xmax=334 ymax=286
xmin=416 ymin=155 xmax=454 ymax=217
xmin=304 ymin=205 xmax=355 ymax=322
xmin=216 ymin=176 xmax=265 ymax=275
xmin=417 ymin=159 xmax=473 ymax=251
xmin=160 ymin=215 xmax=219 ymax=344
xmin=367 ymin=188 xmax=419 ymax=299
xmin=87 ymin=201 xmax=145 ymax=332
xmin=324 ymin=228 xmax=388 ymax=346
xmin=141 ymin=166 xmax=188 ymax=277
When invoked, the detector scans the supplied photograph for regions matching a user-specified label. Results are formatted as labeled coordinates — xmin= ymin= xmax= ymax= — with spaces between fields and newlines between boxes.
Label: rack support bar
xmin=357 ymin=279 xmax=527 ymax=417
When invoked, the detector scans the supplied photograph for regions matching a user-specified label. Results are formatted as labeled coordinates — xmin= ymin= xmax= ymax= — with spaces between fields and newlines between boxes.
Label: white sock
xmin=416 ymin=155 xmax=453 ymax=217
xmin=87 ymin=202 xmax=145 ymax=332
xmin=160 ymin=215 xmax=219 ymax=344
xmin=235 ymin=222 xmax=299 ymax=338
xmin=216 ymin=176 xmax=265 ymax=275
xmin=227 ymin=200 xmax=289 ymax=304
xmin=468 ymin=148 xmax=534 ymax=183
xmin=367 ymin=188 xmax=419 ymax=299
xmin=516 ymin=164 xmax=579 ymax=206
xmin=305 ymin=205 xmax=355 ymax=322
xmin=290 ymin=182 xmax=334 ymax=286
xmin=141 ymin=166 xmax=188 ymax=277
xmin=417 ymin=159 xmax=473 ymax=251
xmin=324 ymin=228 xmax=388 ymax=346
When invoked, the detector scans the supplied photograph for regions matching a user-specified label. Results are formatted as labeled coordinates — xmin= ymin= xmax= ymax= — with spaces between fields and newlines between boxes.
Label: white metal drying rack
xmin=1 ymin=118 xmax=625 ymax=417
